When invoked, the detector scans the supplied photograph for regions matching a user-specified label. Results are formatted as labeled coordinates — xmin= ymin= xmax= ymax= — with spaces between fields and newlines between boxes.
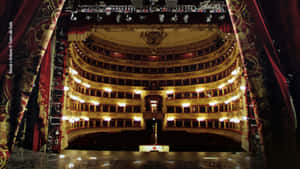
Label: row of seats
xmin=71 ymin=59 xmax=237 ymax=87
xmin=83 ymin=37 xmax=226 ymax=61
xmin=73 ymin=42 xmax=234 ymax=74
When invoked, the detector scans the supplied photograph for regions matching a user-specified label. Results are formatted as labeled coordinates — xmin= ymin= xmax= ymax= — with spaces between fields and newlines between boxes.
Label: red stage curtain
xmin=219 ymin=23 xmax=234 ymax=33
xmin=245 ymin=0 xmax=297 ymax=128
xmin=0 ymin=0 xmax=41 ymax=78
xmin=256 ymin=0 xmax=300 ymax=73
xmin=33 ymin=41 xmax=52 ymax=151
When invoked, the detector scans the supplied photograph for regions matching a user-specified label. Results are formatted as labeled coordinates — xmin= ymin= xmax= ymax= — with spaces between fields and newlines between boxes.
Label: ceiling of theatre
xmin=90 ymin=25 xmax=219 ymax=48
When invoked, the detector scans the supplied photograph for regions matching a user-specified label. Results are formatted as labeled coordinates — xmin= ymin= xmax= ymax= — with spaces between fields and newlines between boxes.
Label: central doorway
xmin=144 ymin=95 xmax=163 ymax=114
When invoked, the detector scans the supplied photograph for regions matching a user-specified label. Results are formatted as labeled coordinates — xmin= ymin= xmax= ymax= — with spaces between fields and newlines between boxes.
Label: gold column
xmin=123 ymin=120 xmax=126 ymax=128
xmin=100 ymin=120 xmax=103 ymax=128
xmin=93 ymin=120 xmax=96 ymax=128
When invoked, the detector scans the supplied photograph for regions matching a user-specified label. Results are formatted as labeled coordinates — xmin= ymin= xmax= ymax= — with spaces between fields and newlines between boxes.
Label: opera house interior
xmin=0 ymin=0 xmax=299 ymax=169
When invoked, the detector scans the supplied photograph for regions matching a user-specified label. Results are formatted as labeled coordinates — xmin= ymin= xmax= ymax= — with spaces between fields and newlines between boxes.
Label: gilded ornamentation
xmin=0 ymin=71 xmax=13 ymax=169
xmin=6 ymin=0 xmax=65 ymax=155
xmin=0 ymin=147 xmax=9 ymax=169
xmin=140 ymin=31 xmax=168 ymax=47
xmin=226 ymin=0 xmax=272 ymax=153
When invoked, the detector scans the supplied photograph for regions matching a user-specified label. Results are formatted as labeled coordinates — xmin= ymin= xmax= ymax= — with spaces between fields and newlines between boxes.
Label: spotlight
xmin=70 ymin=13 xmax=77 ymax=21
xmin=116 ymin=14 xmax=121 ymax=23
xmin=125 ymin=14 xmax=132 ymax=22
xmin=139 ymin=15 xmax=146 ymax=20
xmin=183 ymin=14 xmax=189 ymax=23
xmin=218 ymin=14 xmax=225 ymax=20
xmin=206 ymin=14 xmax=212 ymax=23
xmin=159 ymin=14 xmax=165 ymax=23
xmin=85 ymin=15 xmax=92 ymax=20
xmin=105 ymin=7 xmax=112 ymax=15
xmin=171 ymin=14 xmax=178 ymax=22
xmin=96 ymin=14 xmax=103 ymax=22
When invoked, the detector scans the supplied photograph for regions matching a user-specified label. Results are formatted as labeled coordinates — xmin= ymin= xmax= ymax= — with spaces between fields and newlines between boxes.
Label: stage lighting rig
xmin=183 ymin=14 xmax=189 ymax=23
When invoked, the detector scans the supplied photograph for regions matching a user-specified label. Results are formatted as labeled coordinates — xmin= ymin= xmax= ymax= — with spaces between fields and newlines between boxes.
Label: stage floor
xmin=7 ymin=148 xmax=264 ymax=169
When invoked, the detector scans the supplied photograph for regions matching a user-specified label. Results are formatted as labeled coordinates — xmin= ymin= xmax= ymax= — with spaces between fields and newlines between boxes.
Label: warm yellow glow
xmin=74 ymin=117 xmax=80 ymax=122
xmin=197 ymin=117 xmax=205 ymax=121
xmin=219 ymin=117 xmax=228 ymax=122
xmin=218 ymin=84 xmax=225 ymax=89
xmin=104 ymin=88 xmax=112 ymax=92
xmin=68 ymin=163 xmax=74 ymax=168
xmin=167 ymin=117 xmax=175 ymax=121
xmin=82 ymin=83 xmax=91 ymax=88
xmin=69 ymin=119 xmax=75 ymax=123
xmin=231 ymin=95 xmax=239 ymax=101
xmin=103 ymin=117 xmax=111 ymax=121
xmin=69 ymin=95 xmax=85 ymax=103
xmin=230 ymin=118 xmax=240 ymax=123
xmin=231 ymin=69 xmax=238 ymax=75
xmin=133 ymin=117 xmax=142 ymax=121
xmin=81 ymin=116 xmax=89 ymax=121
xmin=90 ymin=101 xmax=100 ymax=105
xmin=227 ymin=78 xmax=235 ymax=84
xmin=73 ymin=77 xmax=82 ymax=83
xmin=209 ymin=102 xmax=217 ymax=106
xmin=134 ymin=90 xmax=142 ymax=94
xmin=64 ymin=86 xmax=70 ymax=91
xmin=166 ymin=90 xmax=174 ymax=94
xmin=89 ymin=157 xmax=97 ymax=160
xmin=69 ymin=68 xmax=78 ymax=75
xmin=62 ymin=116 xmax=69 ymax=121
xmin=240 ymin=86 xmax=246 ymax=91
xmin=196 ymin=88 xmax=204 ymax=92
xmin=139 ymin=145 xmax=169 ymax=152
xmin=182 ymin=103 xmax=190 ymax=107
xmin=150 ymin=100 xmax=158 ymax=104
xmin=69 ymin=95 xmax=79 ymax=101
xmin=118 ymin=103 xmax=126 ymax=107
xmin=224 ymin=95 xmax=240 ymax=104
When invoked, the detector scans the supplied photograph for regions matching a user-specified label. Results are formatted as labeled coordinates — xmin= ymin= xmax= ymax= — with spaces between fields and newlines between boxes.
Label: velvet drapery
xmin=32 ymin=41 xmax=52 ymax=151
xmin=0 ymin=0 xmax=299 ymax=168
xmin=0 ymin=0 xmax=65 ymax=168
xmin=226 ymin=0 xmax=298 ymax=169
xmin=0 ymin=1 xmax=42 ymax=168
xmin=0 ymin=0 xmax=41 ymax=77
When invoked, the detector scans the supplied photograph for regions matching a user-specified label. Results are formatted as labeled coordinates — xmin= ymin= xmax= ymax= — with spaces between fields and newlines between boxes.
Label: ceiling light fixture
xmin=125 ymin=14 xmax=133 ymax=22
xmin=159 ymin=14 xmax=165 ymax=23
xmin=183 ymin=14 xmax=189 ymax=23
xmin=116 ymin=14 xmax=121 ymax=23
xmin=70 ymin=13 xmax=77 ymax=21
xmin=171 ymin=14 xmax=178 ymax=22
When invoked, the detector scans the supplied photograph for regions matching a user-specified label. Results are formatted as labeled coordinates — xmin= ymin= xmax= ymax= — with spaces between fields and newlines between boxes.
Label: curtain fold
xmin=226 ymin=0 xmax=297 ymax=168
xmin=32 ymin=41 xmax=52 ymax=151
xmin=0 ymin=0 xmax=65 ymax=168
xmin=0 ymin=0 xmax=42 ymax=77
xmin=244 ymin=0 xmax=296 ymax=128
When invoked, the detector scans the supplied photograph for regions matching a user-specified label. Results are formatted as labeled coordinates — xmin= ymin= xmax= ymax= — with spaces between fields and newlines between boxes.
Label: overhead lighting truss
xmin=64 ymin=0 xmax=227 ymax=14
